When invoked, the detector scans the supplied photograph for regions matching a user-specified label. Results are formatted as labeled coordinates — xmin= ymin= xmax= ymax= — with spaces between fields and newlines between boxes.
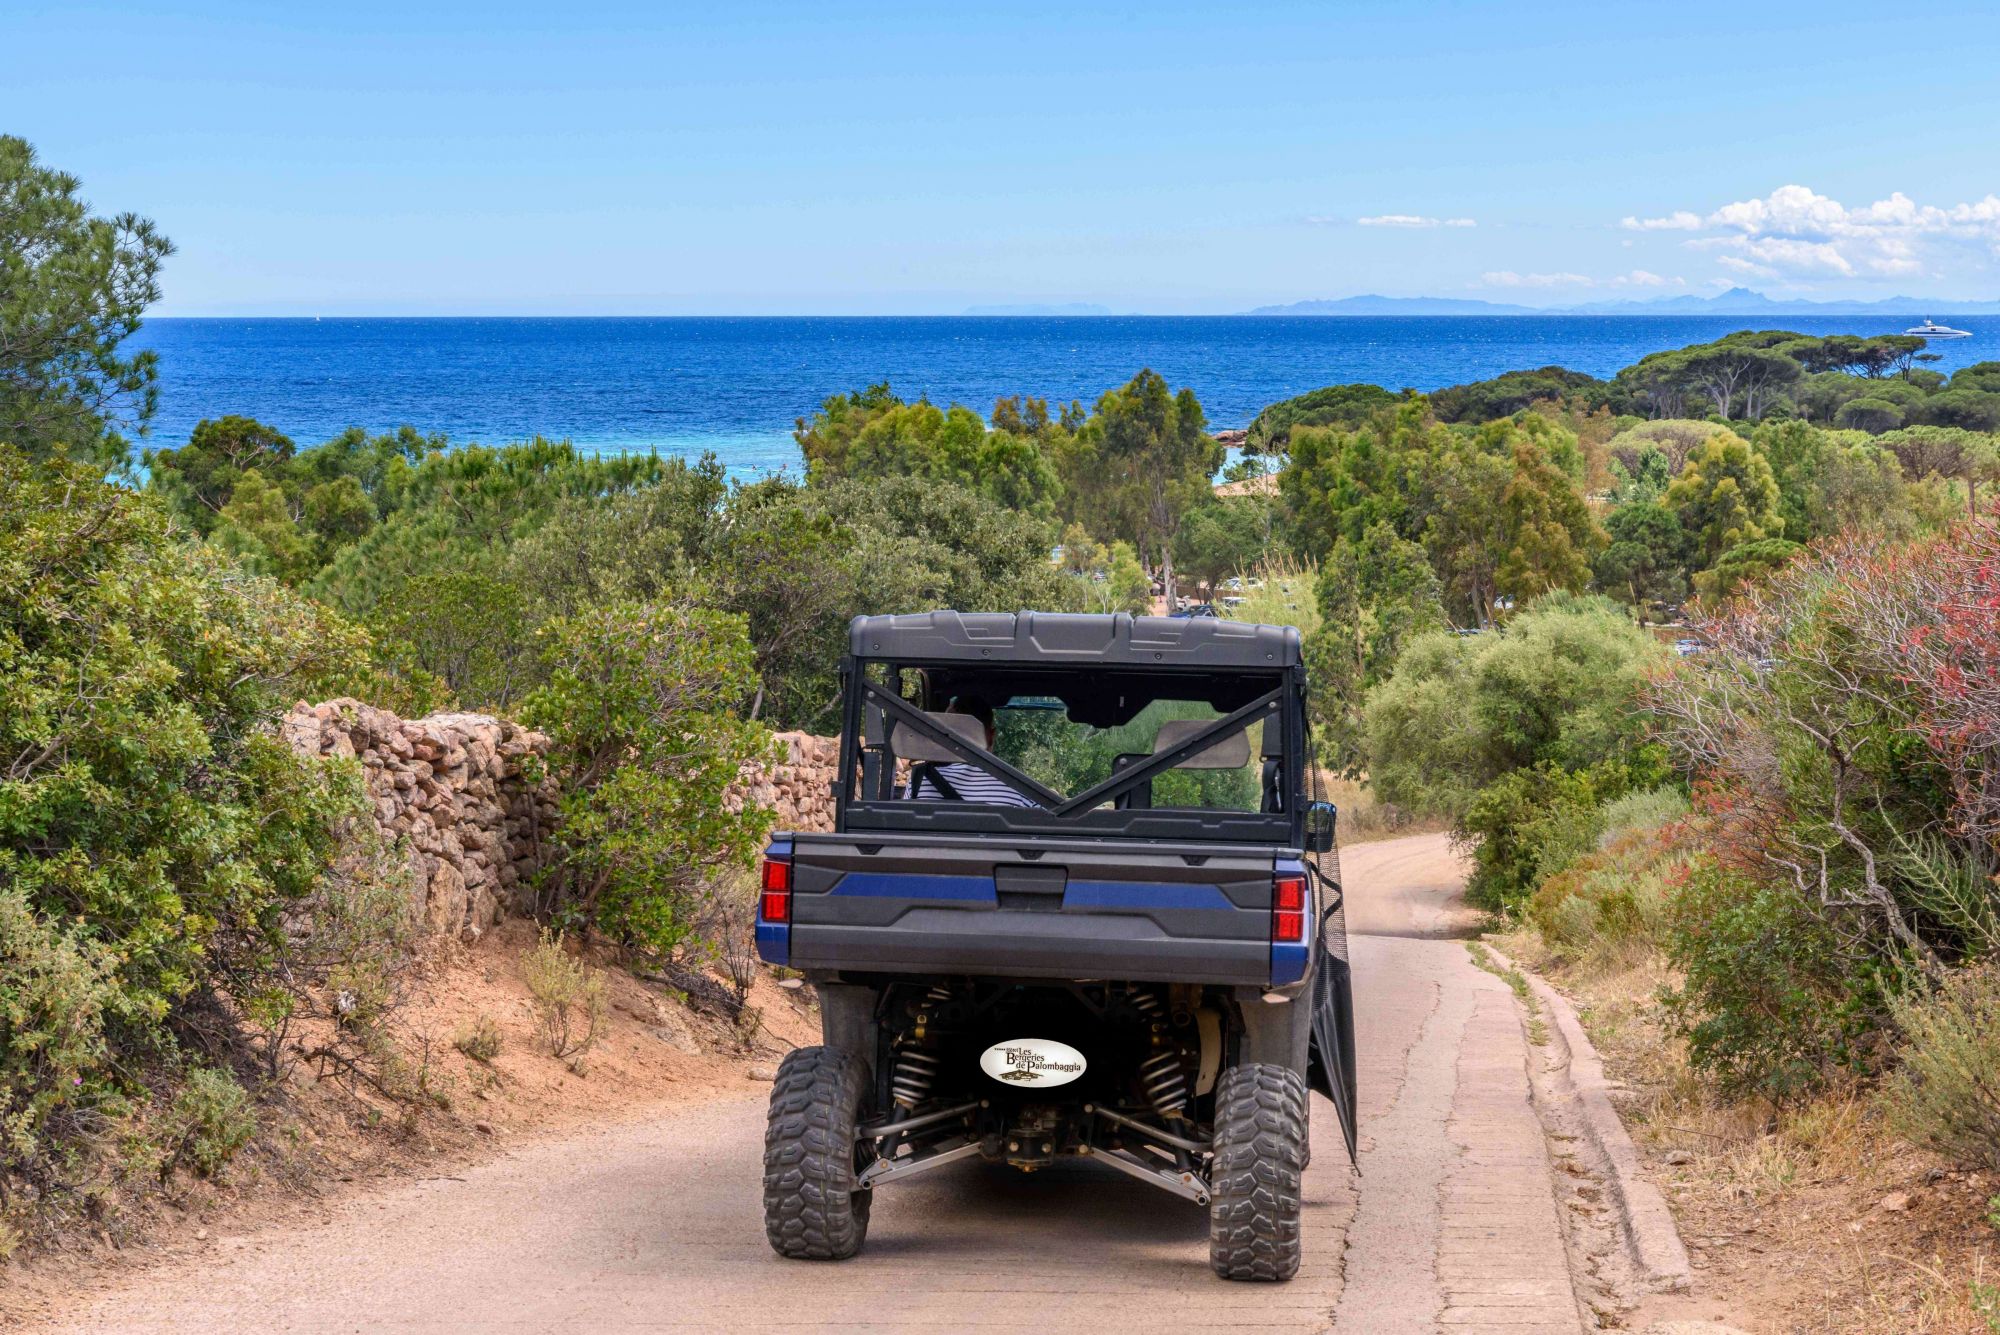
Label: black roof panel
xmin=848 ymin=611 xmax=1301 ymax=669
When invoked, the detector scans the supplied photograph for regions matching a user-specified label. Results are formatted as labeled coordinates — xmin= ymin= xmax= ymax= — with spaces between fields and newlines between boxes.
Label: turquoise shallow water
xmin=130 ymin=315 xmax=2000 ymax=475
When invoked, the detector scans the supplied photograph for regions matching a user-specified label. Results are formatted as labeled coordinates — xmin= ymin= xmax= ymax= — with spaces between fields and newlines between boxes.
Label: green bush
xmin=1363 ymin=593 xmax=1666 ymax=908
xmin=524 ymin=599 xmax=776 ymax=956
xmin=1462 ymin=763 xmax=1612 ymax=908
xmin=160 ymin=1067 xmax=256 ymax=1180
xmin=0 ymin=886 xmax=119 ymax=1169
xmin=1366 ymin=594 xmax=1663 ymax=814
xmin=1664 ymin=860 xmax=1886 ymax=1102
xmin=0 ymin=447 xmax=368 ymax=1191
xmin=1594 ymin=785 xmax=1689 ymax=844
xmin=1884 ymin=966 xmax=2000 ymax=1171
xmin=1526 ymin=804 xmax=1687 ymax=958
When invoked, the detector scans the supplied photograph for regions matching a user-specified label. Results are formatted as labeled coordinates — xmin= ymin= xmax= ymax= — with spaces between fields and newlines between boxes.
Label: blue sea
xmin=131 ymin=316 xmax=2000 ymax=476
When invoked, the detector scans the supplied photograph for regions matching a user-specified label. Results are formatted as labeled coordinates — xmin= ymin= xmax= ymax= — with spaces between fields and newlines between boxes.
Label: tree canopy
xmin=1665 ymin=431 xmax=1786 ymax=566
xmin=0 ymin=136 xmax=174 ymax=470
xmin=1065 ymin=369 xmax=1222 ymax=606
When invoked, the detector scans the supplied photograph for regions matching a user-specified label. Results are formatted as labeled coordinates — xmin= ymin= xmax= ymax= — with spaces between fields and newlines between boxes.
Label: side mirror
xmin=1304 ymin=800 xmax=1337 ymax=853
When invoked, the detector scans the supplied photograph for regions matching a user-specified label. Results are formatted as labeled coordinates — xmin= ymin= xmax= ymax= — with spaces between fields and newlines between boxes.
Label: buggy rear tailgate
xmin=774 ymin=831 xmax=1281 ymax=985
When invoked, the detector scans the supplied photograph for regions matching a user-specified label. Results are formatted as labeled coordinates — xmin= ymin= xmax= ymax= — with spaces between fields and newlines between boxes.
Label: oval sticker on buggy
xmin=980 ymin=1038 xmax=1087 ymax=1089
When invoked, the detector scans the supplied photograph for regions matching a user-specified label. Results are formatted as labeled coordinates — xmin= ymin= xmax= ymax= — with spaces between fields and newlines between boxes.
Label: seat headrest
xmin=1153 ymin=718 xmax=1251 ymax=770
xmin=892 ymin=711 xmax=987 ymax=763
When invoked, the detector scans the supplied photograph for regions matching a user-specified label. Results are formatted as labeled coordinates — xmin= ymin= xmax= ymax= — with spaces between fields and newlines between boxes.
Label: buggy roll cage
xmin=831 ymin=664 xmax=1308 ymax=846
xmin=853 ymin=677 xmax=1287 ymax=818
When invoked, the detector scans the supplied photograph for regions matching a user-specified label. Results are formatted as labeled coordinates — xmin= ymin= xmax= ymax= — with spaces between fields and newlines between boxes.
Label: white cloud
xmin=1358 ymin=214 xmax=1476 ymax=229
xmin=1716 ymin=255 xmax=1775 ymax=279
xmin=1622 ymin=211 xmax=1703 ymax=232
xmin=1727 ymin=235 xmax=1855 ymax=277
xmin=1481 ymin=270 xmax=1593 ymax=288
xmin=1610 ymin=269 xmax=1683 ymax=288
xmin=1625 ymin=185 xmax=2000 ymax=284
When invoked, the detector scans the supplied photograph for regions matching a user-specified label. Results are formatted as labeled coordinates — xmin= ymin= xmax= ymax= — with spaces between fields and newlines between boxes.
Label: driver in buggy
xmin=901 ymin=696 xmax=1039 ymax=808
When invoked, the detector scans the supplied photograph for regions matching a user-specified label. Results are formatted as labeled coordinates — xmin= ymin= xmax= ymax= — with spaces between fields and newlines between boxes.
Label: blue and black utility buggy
xmin=755 ymin=611 xmax=1354 ymax=1281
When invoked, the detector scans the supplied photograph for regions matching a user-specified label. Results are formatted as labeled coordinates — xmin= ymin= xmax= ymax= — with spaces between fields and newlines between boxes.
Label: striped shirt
xmin=909 ymin=763 xmax=1041 ymax=808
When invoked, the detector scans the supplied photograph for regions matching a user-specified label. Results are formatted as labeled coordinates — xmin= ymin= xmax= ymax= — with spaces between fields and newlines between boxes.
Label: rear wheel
xmin=1208 ymin=1062 xmax=1307 ymax=1281
xmin=763 ymin=1046 xmax=872 ymax=1260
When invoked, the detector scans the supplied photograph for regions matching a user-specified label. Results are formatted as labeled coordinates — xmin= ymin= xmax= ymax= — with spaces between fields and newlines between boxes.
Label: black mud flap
xmin=1305 ymin=868 xmax=1359 ymax=1165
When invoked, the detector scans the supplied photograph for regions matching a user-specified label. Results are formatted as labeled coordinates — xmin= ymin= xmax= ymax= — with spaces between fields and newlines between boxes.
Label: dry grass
xmin=523 ymin=930 xmax=608 ymax=1060
xmin=1221 ymin=555 xmax=1319 ymax=635
xmin=1495 ymin=922 xmax=2000 ymax=1332
xmin=1318 ymin=772 xmax=1442 ymax=845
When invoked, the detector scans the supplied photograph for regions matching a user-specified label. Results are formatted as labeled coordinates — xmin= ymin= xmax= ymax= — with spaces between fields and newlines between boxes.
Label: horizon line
xmin=142 ymin=306 xmax=2000 ymax=320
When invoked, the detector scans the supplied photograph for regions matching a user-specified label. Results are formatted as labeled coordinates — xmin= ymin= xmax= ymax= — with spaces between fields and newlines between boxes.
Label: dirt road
xmin=50 ymin=832 xmax=1591 ymax=1333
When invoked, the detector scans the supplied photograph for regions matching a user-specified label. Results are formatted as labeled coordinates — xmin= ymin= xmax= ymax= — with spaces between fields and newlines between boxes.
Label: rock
xmin=746 ymin=1065 xmax=778 ymax=1082
xmin=420 ymin=844 xmax=466 ymax=933
xmin=1878 ymin=1190 xmax=1912 ymax=1212
xmin=648 ymin=1021 xmax=699 ymax=1054
xmin=1663 ymin=1149 xmax=1695 ymax=1165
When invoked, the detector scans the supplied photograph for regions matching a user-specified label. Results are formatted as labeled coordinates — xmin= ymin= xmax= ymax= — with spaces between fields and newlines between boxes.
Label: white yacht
xmin=1904 ymin=317 xmax=1972 ymax=339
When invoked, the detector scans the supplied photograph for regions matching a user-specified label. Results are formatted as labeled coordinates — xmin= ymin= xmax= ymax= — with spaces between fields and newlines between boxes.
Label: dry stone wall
xmin=285 ymin=701 xmax=842 ymax=939
xmin=282 ymin=699 xmax=558 ymax=940
xmin=729 ymin=731 xmax=839 ymax=833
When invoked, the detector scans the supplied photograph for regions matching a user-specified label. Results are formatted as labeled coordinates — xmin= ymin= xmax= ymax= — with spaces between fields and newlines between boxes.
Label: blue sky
xmin=9 ymin=0 xmax=2000 ymax=314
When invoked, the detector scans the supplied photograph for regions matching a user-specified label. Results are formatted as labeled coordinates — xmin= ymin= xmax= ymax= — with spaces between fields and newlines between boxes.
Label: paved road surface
xmin=57 ymin=832 xmax=1587 ymax=1333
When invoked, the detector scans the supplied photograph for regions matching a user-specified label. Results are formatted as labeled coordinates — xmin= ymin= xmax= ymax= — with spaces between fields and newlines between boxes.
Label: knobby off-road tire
xmin=763 ymin=1046 xmax=871 ymax=1260
xmin=1208 ymin=1061 xmax=1308 ymax=1281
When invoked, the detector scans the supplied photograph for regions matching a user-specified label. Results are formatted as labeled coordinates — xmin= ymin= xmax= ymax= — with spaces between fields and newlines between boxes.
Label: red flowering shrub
xmin=1647 ymin=505 xmax=2000 ymax=1092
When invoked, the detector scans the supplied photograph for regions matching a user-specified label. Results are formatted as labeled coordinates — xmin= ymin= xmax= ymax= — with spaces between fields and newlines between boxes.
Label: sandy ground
xmin=21 ymin=834 xmax=1615 ymax=1333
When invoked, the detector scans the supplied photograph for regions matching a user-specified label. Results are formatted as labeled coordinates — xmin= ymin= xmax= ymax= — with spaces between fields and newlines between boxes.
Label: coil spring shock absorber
xmin=1138 ymin=1050 xmax=1190 ymax=1119
xmin=1130 ymin=987 xmax=1190 ymax=1119
xmin=890 ymin=983 xmax=951 ymax=1109
xmin=891 ymin=1048 xmax=940 ymax=1108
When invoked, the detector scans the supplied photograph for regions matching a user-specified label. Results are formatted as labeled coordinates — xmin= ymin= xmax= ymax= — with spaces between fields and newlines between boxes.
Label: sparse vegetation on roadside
xmin=524 ymin=931 xmax=608 ymax=1059
xmin=158 ymin=1068 xmax=258 ymax=1182
xmin=1467 ymin=942 xmax=1547 ymax=1046
xmin=1886 ymin=967 xmax=2000 ymax=1173
xmin=454 ymin=1016 xmax=505 ymax=1064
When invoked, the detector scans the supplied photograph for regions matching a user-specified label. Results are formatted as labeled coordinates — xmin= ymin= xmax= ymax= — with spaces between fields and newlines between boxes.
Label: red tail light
xmin=760 ymin=856 xmax=792 ymax=923
xmin=1272 ymin=873 xmax=1306 ymax=943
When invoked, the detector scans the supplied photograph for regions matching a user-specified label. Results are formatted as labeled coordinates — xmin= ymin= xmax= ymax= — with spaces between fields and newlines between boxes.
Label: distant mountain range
xmin=1243 ymin=287 xmax=2000 ymax=317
